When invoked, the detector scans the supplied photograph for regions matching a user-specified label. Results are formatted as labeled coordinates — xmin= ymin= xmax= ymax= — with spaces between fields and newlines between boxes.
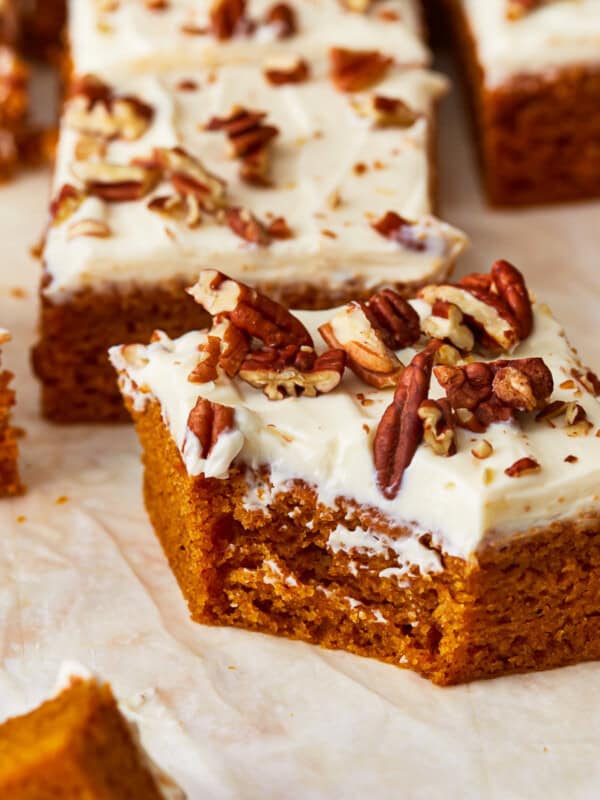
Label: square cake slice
xmin=0 ymin=329 xmax=21 ymax=497
xmin=69 ymin=0 xmax=430 ymax=79
xmin=111 ymin=264 xmax=600 ymax=686
xmin=445 ymin=0 xmax=600 ymax=205
xmin=33 ymin=56 xmax=466 ymax=422
xmin=0 ymin=669 xmax=185 ymax=798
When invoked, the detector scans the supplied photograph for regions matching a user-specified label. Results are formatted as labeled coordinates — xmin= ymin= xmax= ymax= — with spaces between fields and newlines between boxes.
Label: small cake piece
xmin=0 ymin=329 xmax=21 ymax=497
xmin=0 ymin=670 xmax=185 ymax=798
xmin=111 ymin=263 xmax=600 ymax=686
xmin=33 ymin=58 xmax=466 ymax=422
xmin=69 ymin=0 xmax=429 ymax=79
xmin=445 ymin=0 xmax=600 ymax=205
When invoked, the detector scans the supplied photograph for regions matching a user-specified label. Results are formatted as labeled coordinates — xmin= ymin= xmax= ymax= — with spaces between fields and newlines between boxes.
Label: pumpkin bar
xmin=111 ymin=263 xmax=600 ymax=686
xmin=0 ymin=329 xmax=21 ymax=497
xmin=0 ymin=668 xmax=186 ymax=798
xmin=445 ymin=0 xmax=600 ymax=205
xmin=33 ymin=55 xmax=466 ymax=422
xmin=69 ymin=0 xmax=430 ymax=79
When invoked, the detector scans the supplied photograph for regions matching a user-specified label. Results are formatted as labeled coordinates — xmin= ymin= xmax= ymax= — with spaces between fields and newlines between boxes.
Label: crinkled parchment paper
xmin=0 ymin=60 xmax=600 ymax=799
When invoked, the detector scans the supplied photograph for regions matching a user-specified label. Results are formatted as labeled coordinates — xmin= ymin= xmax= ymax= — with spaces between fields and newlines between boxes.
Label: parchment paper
xmin=1 ymin=58 xmax=600 ymax=799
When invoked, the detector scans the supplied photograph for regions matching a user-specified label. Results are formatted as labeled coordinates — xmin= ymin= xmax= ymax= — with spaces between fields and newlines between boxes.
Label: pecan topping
xmin=536 ymin=400 xmax=593 ymax=436
xmin=187 ymin=398 xmax=235 ymax=458
xmin=70 ymin=161 xmax=160 ymax=201
xmin=187 ymin=270 xmax=313 ymax=349
xmin=418 ymin=399 xmax=456 ymax=457
xmin=209 ymin=0 xmax=249 ymax=39
xmin=421 ymin=300 xmax=474 ymax=352
xmin=66 ymin=218 xmax=112 ymax=240
xmin=239 ymin=345 xmax=346 ymax=400
xmin=50 ymin=184 xmax=85 ymax=225
xmin=147 ymin=193 xmax=202 ymax=228
xmin=264 ymin=2 xmax=297 ymax=38
xmin=319 ymin=301 xmax=404 ymax=389
xmin=420 ymin=261 xmax=533 ymax=353
xmin=188 ymin=336 xmax=221 ymax=383
xmin=150 ymin=147 xmax=227 ymax=211
xmin=224 ymin=206 xmax=270 ymax=245
xmin=205 ymin=106 xmax=279 ymax=186
xmin=341 ymin=0 xmax=374 ymax=11
xmin=365 ymin=289 xmax=421 ymax=349
xmin=571 ymin=367 xmax=600 ymax=397
xmin=434 ymin=357 xmax=553 ymax=432
xmin=354 ymin=95 xmax=420 ymax=128
xmin=505 ymin=457 xmax=541 ymax=478
xmin=210 ymin=316 xmax=251 ymax=377
xmin=264 ymin=56 xmax=310 ymax=86
xmin=374 ymin=343 xmax=438 ymax=499
xmin=329 ymin=48 xmax=392 ymax=93
xmin=371 ymin=212 xmax=434 ymax=252
xmin=471 ymin=439 xmax=493 ymax=460
xmin=65 ymin=75 xmax=154 ymax=141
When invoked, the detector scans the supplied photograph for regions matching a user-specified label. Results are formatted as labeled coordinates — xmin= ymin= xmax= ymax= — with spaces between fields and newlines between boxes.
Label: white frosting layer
xmin=460 ymin=0 xmax=600 ymax=85
xmin=110 ymin=300 xmax=600 ymax=562
xmin=44 ymin=65 xmax=466 ymax=298
xmin=69 ymin=0 xmax=429 ymax=79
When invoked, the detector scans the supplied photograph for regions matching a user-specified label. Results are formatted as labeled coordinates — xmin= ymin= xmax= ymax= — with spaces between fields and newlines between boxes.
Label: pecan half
xmin=187 ymin=269 xmax=313 ymax=348
xmin=421 ymin=300 xmax=474 ymax=352
xmin=66 ymin=76 xmax=154 ymax=141
xmin=319 ymin=301 xmax=404 ymax=389
xmin=205 ymin=106 xmax=279 ymax=186
xmin=264 ymin=56 xmax=310 ymax=86
xmin=239 ymin=346 xmax=346 ymax=400
xmin=418 ymin=398 xmax=456 ymax=457
xmin=491 ymin=259 xmax=533 ymax=340
xmin=435 ymin=357 xmax=553 ymax=431
xmin=329 ymin=48 xmax=392 ymax=93
xmin=374 ymin=344 xmax=438 ymax=499
xmin=353 ymin=95 xmax=420 ymax=128
xmin=365 ymin=288 xmax=421 ymax=349
xmin=263 ymin=2 xmax=297 ymax=38
xmin=187 ymin=397 xmax=235 ymax=458
xmin=70 ymin=161 xmax=159 ymax=201
xmin=150 ymin=147 xmax=227 ymax=211
xmin=209 ymin=0 xmax=249 ymax=39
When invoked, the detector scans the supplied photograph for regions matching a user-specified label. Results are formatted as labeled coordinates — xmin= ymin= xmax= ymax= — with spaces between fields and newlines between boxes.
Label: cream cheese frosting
xmin=43 ymin=64 xmax=466 ymax=298
xmin=69 ymin=0 xmax=429 ymax=79
xmin=110 ymin=298 xmax=600 ymax=562
xmin=460 ymin=0 xmax=600 ymax=86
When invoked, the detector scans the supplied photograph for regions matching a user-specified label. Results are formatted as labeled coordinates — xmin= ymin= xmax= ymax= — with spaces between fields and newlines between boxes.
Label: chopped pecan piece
xmin=266 ymin=216 xmax=293 ymax=239
xmin=150 ymin=147 xmax=227 ymax=211
xmin=70 ymin=161 xmax=159 ymax=201
xmin=205 ymin=106 xmax=279 ymax=186
xmin=187 ymin=269 xmax=313 ymax=348
xmin=209 ymin=0 xmax=249 ymax=39
xmin=224 ymin=206 xmax=270 ymax=245
xmin=504 ymin=457 xmax=541 ymax=478
xmin=188 ymin=336 xmax=221 ymax=383
xmin=264 ymin=56 xmax=310 ymax=86
xmin=239 ymin=345 xmax=346 ymax=400
xmin=536 ymin=399 xmax=593 ymax=436
xmin=66 ymin=218 xmax=112 ymax=240
xmin=210 ymin=316 xmax=251 ymax=377
xmin=435 ymin=357 xmax=553 ymax=431
xmin=50 ymin=184 xmax=85 ymax=225
xmin=421 ymin=300 xmax=474 ymax=352
xmin=571 ymin=367 xmax=600 ymax=397
xmin=187 ymin=398 xmax=235 ymax=458
xmin=374 ymin=342 xmax=439 ymax=499
xmin=147 ymin=192 xmax=202 ymax=228
xmin=65 ymin=76 xmax=154 ymax=141
xmin=418 ymin=398 xmax=456 ymax=457
xmin=371 ymin=212 xmax=428 ymax=252
xmin=354 ymin=95 xmax=420 ymax=128
xmin=471 ymin=439 xmax=493 ymax=460
xmin=263 ymin=2 xmax=297 ymax=38
xmin=329 ymin=48 xmax=392 ymax=93
xmin=319 ymin=301 xmax=404 ymax=389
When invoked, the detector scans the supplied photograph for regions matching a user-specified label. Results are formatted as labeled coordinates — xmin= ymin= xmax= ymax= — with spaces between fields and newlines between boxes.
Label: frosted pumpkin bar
xmin=110 ymin=262 xmax=600 ymax=685
xmin=0 ymin=668 xmax=186 ymax=798
xmin=33 ymin=55 xmax=465 ymax=422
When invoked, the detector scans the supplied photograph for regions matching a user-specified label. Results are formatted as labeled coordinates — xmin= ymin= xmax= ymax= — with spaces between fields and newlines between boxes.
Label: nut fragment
xmin=150 ymin=147 xmax=227 ymax=211
xmin=188 ymin=335 xmax=221 ymax=383
xmin=504 ymin=457 xmax=541 ymax=478
xmin=374 ymin=342 xmax=439 ymax=499
xmin=50 ymin=184 xmax=85 ymax=225
xmin=71 ymin=160 xmax=160 ymax=201
xmin=319 ymin=301 xmax=404 ymax=389
xmin=66 ymin=218 xmax=112 ymax=240
xmin=418 ymin=399 xmax=456 ymax=457
xmin=147 ymin=192 xmax=203 ymax=228
xmin=187 ymin=269 xmax=313 ymax=348
xmin=187 ymin=397 xmax=235 ymax=458
xmin=353 ymin=95 xmax=420 ymax=128
xmin=209 ymin=0 xmax=250 ymax=39
xmin=224 ymin=206 xmax=270 ymax=245
xmin=329 ymin=48 xmax=392 ymax=93
xmin=263 ymin=3 xmax=297 ymax=38
xmin=65 ymin=76 xmax=154 ymax=141
xmin=239 ymin=346 xmax=346 ymax=400
xmin=421 ymin=301 xmax=475 ymax=352
xmin=471 ymin=439 xmax=493 ymax=460
xmin=264 ymin=56 xmax=310 ymax=86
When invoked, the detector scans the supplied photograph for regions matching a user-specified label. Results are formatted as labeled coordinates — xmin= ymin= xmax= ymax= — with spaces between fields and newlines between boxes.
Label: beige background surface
xmin=0 ymin=59 xmax=599 ymax=799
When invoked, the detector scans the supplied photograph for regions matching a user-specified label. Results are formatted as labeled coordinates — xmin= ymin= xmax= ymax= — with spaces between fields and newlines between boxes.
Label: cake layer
xmin=458 ymin=0 xmax=600 ymax=86
xmin=110 ymin=265 xmax=600 ymax=561
xmin=69 ymin=0 xmax=429 ymax=79
xmin=42 ymin=63 xmax=465 ymax=299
